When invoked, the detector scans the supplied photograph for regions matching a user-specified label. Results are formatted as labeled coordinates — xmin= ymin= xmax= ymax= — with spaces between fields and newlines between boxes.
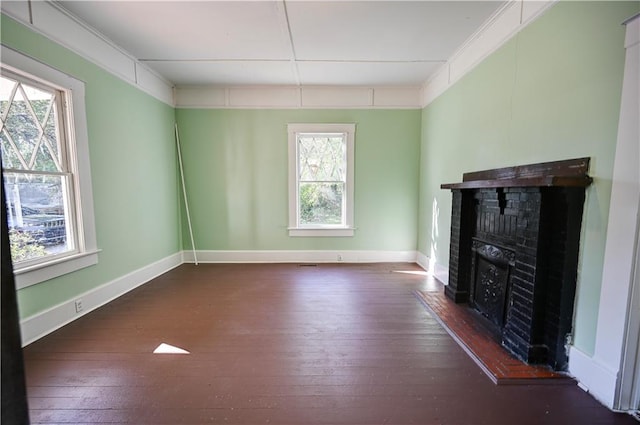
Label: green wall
xmin=417 ymin=1 xmax=639 ymax=354
xmin=1 ymin=15 xmax=181 ymax=318
xmin=175 ymin=109 xmax=421 ymax=251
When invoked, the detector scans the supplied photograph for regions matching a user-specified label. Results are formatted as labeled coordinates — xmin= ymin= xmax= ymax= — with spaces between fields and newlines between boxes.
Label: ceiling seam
xmin=296 ymin=60 xmax=446 ymax=64
xmin=281 ymin=0 xmax=301 ymax=86
xmin=27 ymin=0 xmax=33 ymax=24
xmin=139 ymin=59 xmax=446 ymax=64
xmin=139 ymin=59 xmax=293 ymax=63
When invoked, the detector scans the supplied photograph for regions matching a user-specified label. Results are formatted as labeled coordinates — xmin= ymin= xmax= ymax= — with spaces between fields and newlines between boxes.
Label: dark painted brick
xmin=512 ymin=268 xmax=534 ymax=283
xmin=509 ymin=303 xmax=534 ymax=324
xmin=510 ymin=277 xmax=534 ymax=296
xmin=510 ymin=291 xmax=534 ymax=309
xmin=515 ymin=260 xmax=535 ymax=274
xmin=516 ymin=246 xmax=537 ymax=257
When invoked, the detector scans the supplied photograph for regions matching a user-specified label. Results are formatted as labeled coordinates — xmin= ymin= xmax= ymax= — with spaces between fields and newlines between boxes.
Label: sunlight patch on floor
xmin=153 ymin=343 xmax=190 ymax=354
xmin=393 ymin=270 xmax=430 ymax=276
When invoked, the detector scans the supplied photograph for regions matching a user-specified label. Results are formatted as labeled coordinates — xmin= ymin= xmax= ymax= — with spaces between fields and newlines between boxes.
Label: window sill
xmin=14 ymin=250 xmax=100 ymax=289
xmin=288 ymin=228 xmax=355 ymax=237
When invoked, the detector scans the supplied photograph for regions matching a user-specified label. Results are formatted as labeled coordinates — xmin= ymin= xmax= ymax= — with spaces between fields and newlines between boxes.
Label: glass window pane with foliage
xmin=1 ymin=72 xmax=75 ymax=265
xmin=297 ymin=133 xmax=346 ymax=226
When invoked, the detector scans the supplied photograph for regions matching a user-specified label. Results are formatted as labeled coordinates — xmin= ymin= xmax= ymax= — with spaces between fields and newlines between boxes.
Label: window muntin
xmin=1 ymin=45 xmax=98 ymax=288
xmin=288 ymin=124 xmax=355 ymax=237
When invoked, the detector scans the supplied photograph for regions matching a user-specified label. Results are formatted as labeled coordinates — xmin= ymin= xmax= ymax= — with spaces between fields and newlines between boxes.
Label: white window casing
xmin=287 ymin=123 xmax=355 ymax=237
xmin=1 ymin=45 xmax=98 ymax=289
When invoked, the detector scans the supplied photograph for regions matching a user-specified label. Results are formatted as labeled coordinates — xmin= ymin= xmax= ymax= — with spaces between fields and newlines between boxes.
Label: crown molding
xmin=421 ymin=0 xmax=557 ymax=108
xmin=175 ymin=85 xmax=422 ymax=109
xmin=1 ymin=1 xmax=174 ymax=106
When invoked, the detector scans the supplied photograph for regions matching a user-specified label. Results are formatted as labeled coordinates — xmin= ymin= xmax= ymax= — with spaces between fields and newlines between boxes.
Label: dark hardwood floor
xmin=23 ymin=263 xmax=636 ymax=424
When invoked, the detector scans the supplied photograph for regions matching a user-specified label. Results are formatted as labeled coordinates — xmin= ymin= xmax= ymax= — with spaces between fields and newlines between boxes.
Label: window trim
xmin=287 ymin=123 xmax=355 ymax=237
xmin=2 ymin=45 xmax=98 ymax=289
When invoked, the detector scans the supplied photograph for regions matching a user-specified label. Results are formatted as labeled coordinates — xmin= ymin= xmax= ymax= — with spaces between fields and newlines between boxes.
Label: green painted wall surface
xmin=175 ymin=109 xmax=421 ymax=251
xmin=418 ymin=2 xmax=639 ymax=355
xmin=1 ymin=16 xmax=181 ymax=318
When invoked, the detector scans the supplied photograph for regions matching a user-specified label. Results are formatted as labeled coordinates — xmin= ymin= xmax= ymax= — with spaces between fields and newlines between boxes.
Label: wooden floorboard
xmin=23 ymin=263 xmax=636 ymax=424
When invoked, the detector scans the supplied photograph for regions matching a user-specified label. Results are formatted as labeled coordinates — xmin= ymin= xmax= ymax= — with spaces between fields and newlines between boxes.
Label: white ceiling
xmin=56 ymin=1 xmax=504 ymax=87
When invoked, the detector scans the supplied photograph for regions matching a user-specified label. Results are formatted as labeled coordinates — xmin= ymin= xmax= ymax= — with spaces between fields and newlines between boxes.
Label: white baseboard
xmin=182 ymin=250 xmax=417 ymax=264
xmin=433 ymin=262 xmax=449 ymax=285
xmin=568 ymin=346 xmax=619 ymax=409
xmin=20 ymin=252 xmax=183 ymax=346
xmin=416 ymin=251 xmax=429 ymax=271
xmin=415 ymin=251 xmax=450 ymax=285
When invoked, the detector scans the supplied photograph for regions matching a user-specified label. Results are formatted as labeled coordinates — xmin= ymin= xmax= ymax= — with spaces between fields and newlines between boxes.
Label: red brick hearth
xmin=414 ymin=284 xmax=572 ymax=385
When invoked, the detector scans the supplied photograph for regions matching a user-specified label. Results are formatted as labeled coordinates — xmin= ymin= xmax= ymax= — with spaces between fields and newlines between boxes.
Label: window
xmin=288 ymin=123 xmax=355 ymax=237
xmin=1 ymin=46 xmax=97 ymax=288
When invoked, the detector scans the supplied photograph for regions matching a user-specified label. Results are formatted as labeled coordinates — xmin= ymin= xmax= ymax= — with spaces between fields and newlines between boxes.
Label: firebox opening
xmin=470 ymin=241 xmax=515 ymax=335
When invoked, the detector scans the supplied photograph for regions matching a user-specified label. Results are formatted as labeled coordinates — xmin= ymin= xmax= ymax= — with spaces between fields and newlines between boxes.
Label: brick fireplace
xmin=441 ymin=158 xmax=592 ymax=370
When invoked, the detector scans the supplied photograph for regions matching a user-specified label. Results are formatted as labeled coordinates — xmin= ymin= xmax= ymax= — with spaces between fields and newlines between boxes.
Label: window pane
xmin=1 ymin=131 xmax=22 ymax=169
xmin=4 ymin=172 xmax=74 ymax=263
xmin=43 ymin=111 xmax=62 ymax=168
xmin=0 ymin=75 xmax=15 ymax=117
xmin=298 ymin=135 xmax=345 ymax=182
xmin=299 ymin=182 xmax=344 ymax=225
xmin=4 ymin=87 xmax=37 ymax=169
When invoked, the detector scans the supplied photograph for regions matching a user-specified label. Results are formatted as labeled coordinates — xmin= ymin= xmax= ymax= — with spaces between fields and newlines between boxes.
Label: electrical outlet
xmin=337 ymin=254 xmax=343 ymax=262
xmin=74 ymin=299 xmax=83 ymax=313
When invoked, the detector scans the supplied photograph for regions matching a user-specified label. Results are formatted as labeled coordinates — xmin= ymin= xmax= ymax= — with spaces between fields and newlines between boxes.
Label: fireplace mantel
xmin=440 ymin=157 xmax=593 ymax=370
xmin=440 ymin=175 xmax=593 ymax=190
xmin=441 ymin=157 xmax=593 ymax=190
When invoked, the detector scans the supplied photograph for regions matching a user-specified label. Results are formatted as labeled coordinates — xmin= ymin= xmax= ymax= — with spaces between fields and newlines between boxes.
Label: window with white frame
xmin=1 ymin=46 xmax=97 ymax=288
xmin=288 ymin=123 xmax=355 ymax=237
